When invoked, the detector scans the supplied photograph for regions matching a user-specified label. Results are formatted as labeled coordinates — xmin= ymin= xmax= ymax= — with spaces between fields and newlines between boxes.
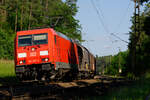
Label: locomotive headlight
xmin=19 ymin=61 xmax=23 ymax=64
xmin=40 ymin=51 xmax=48 ymax=56
xmin=19 ymin=60 xmax=25 ymax=64
xmin=45 ymin=58 xmax=48 ymax=62
xmin=31 ymin=48 xmax=35 ymax=51
xmin=18 ymin=53 xmax=27 ymax=58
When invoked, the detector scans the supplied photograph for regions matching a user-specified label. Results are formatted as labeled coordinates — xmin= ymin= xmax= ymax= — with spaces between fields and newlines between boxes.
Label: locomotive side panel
xmin=54 ymin=35 xmax=70 ymax=70
xmin=54 ymin=33 xmax=78 ymax=71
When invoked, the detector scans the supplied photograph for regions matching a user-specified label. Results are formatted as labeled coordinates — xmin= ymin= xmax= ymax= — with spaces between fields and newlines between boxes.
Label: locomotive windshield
xmin=18 ymin=35 xmax=32 ymax=46
xmin=33 ymin=33 xmax=48 ymax=45
xmin=18 ymin=33 xmax=48 ymax=47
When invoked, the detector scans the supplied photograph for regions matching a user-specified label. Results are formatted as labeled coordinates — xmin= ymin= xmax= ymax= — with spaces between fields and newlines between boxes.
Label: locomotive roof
xmin=16 ymin=28 xmax=75 ymax=43
xmin=16 ymin=28 xmax=56 ymax=35
xmin=55 ymin=31 xmax=73 ymax=42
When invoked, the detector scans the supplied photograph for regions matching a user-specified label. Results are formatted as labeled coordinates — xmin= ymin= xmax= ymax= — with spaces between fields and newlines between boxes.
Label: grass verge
xmin=0 ymin=60 xmax=15 ymax=77
xmin=0 ymin=60 xmax=18 ymax=86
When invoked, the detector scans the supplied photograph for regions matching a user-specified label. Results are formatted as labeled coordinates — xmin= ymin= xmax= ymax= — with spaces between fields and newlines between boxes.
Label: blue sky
xmin=75 ymin=0 xmax=135 ymax=56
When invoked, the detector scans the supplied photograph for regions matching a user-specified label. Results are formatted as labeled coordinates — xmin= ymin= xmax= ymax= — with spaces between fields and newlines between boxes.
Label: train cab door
xmin=55 ymin=36 xmax=61 ymax=63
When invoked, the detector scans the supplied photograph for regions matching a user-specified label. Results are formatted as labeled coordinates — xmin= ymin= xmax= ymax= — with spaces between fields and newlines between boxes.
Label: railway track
xmin=0 ymin=76 xmax=131 ymax=100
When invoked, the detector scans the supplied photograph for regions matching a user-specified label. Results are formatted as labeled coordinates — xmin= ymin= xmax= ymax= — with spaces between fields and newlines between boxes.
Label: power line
xmin=96 ymin=0 xmax=106 ymax=21
xmin=90 ymin=0 xmax=130 ymax=45
xmin=110 ymin=0 xmax=131 ymax=44
xmin=111 ymin=33 xmax=129 ymax=43
xmin=114 ymin=0 xmax=132 ymax=33
xmin=93 ymin=0 xmax=131 ymax=44
xmin=90 ymin=0 xmax=115 ymax=44
xmin=90 ymin=0 xmax=109 ymax=33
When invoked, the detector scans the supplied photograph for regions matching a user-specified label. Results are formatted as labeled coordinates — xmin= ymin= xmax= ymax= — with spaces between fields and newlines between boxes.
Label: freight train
xmin=14 ymin=28 xmax=96 ymax=81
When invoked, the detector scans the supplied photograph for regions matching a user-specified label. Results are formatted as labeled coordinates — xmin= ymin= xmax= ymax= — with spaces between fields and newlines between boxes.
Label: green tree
xmin=128 ymin=2 xmax=150 ymax=76
xmin=106 ymin=51 xmax=129 ymax=76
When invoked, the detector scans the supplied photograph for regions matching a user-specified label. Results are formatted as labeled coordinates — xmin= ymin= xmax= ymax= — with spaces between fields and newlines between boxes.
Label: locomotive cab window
xmin=18 ymin=33 xmax=48 ymax=47
xmin=18 ymin=35 xmax=32 ymax=46
xmin=33 ymin=33 xmax=48 ymax=45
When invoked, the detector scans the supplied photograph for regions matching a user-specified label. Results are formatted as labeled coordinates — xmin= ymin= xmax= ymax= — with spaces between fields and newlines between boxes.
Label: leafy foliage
xmin=96 ymin=55 xmax=111 ymax=74
xmin=141 ymin=0 xmax=149 ymax=3
xmin=96 ymin=51 xmax=129 ymax=76
xmin=0 ymin=29 xmax=14 ymax=59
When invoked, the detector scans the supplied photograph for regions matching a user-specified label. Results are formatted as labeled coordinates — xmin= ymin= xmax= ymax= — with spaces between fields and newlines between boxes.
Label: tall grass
xmin=0 ymin=60 xmax=17 ymax=86
xmin=0 ymin=59 xmax=15 ymax=78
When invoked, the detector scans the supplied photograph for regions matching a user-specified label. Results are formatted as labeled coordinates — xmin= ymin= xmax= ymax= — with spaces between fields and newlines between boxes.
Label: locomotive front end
xmin=15 ymin=29 xmax=52 ymax=80
xmin=17 ymin=33 xmax=49 ymax=65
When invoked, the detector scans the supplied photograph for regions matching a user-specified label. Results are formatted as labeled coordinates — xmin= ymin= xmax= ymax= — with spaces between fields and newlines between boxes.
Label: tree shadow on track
xmin=0 ymin=77 xmax=131 ymax=100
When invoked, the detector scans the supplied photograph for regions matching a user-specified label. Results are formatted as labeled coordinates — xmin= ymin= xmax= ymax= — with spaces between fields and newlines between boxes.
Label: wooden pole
xmin=131 ymin=0 xmax=140 ymax=73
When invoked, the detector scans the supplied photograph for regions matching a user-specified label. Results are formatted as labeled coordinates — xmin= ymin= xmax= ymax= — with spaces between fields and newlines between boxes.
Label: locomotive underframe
xmin=16 ymin=63 xmax=54 ymax=80
xmin=15 ymin=62 xmax=79 ymax=81
xmin=15 ymin=63 xmax=95 ymax=81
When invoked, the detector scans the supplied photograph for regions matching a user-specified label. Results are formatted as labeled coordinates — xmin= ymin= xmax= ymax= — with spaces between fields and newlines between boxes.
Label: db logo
xmin=30 ymin=52 xmax=36 ymax=57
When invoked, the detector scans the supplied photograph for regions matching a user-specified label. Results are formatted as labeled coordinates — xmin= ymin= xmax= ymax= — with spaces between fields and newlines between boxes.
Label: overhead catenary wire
xmin=90 ymin=0 xmax=130 ymax=45
xmin=111 ymin=33 xmax=129 ymax=44
xmin=95 ymin=0 xmax=131 ymax=35
xmin=94 ymin=0 xmax=115 ymax=44
xmin=97 ymin=0 xmax=131 ymax=43
xmin=110 ymin=0 xmax=132 ymax=44
xmin=90 ymin=0 xmax=110 ymax=33
xmin=95 ymin=0 xmax=106 ymax=22
xmin=90 ymin=0 xmax=115 ymax=44
xmin=113 ymin=0 xmax=132 ymax=34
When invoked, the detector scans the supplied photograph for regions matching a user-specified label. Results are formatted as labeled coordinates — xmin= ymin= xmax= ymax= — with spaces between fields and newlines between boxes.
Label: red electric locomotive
xmin=14 ymin=28 xmax=96 ymax=80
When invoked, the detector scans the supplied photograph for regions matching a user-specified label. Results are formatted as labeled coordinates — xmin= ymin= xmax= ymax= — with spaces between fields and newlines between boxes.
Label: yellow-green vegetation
xmin=0 ymin=60 xmax=15 ymax=78
xmin=0 ymin=60 xmax=17 ymax=86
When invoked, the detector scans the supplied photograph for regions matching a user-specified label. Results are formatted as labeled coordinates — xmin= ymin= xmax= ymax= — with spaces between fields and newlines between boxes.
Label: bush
xmin=0 ymin=29 xmax=15 ymax=60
